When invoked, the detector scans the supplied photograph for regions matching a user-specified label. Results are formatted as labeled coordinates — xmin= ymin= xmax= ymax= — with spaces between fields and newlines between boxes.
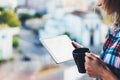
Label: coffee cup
xmin=73 ymin=48 xmax=90 ymax=73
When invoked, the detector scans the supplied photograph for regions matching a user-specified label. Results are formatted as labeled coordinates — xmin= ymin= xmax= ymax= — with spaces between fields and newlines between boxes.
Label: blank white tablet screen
xmin=40 ymin=35 xmax=75 ymax=63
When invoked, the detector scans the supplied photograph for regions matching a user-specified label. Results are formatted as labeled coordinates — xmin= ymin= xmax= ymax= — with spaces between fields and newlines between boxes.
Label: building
xmin=17 ymin=0 xmax=47 ymax=13
xmin=61 ymin=0 xmax=89 ymax=12
xmin=0 ymin=0 xmax=17 ymax=10
xmin=16 ymin=0 xmax=96 ymax=14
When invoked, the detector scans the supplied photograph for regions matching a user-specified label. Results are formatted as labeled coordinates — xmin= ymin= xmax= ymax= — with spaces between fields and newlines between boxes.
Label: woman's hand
xmin=85 ymin=53 xmax=118 ymax=80
xmin=72 ymin=41 xmax=83 ymax=48
xmin=72 ymin=41 xmax=118 ymax=80
xmin=85 ymin=53 xmax=108 ymax=78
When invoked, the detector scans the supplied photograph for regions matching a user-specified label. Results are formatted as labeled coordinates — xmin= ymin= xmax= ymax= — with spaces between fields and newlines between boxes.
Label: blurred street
xmin=0 ymin=27 xmax=94 ymax=80
xmin=0 ymin=0 xmax=110 ymax=80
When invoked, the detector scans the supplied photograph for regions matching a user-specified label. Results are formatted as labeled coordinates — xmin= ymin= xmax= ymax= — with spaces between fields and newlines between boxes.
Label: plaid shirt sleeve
xmin=97 ymin=26 xmax=120 ymax=80
xmin=100 ymin=27 xmax=120 ymax=69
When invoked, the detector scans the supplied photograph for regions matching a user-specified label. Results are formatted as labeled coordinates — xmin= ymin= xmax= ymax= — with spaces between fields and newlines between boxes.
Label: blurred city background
xmin=0 ymin=0 xmax=113 ymax=80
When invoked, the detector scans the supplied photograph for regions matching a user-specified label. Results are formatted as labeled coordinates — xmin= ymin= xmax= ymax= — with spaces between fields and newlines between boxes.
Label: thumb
xmin=85 ymin=53 xmax=97 ymax=60
xmin=72 ymin=41 xmax=83 ymax=48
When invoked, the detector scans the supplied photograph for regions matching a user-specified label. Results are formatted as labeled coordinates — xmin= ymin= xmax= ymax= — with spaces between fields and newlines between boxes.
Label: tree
xmin=19 ymin=13 xmax=32 ymax=26
xmin=0 ymin=10 xmax=21 ymax=27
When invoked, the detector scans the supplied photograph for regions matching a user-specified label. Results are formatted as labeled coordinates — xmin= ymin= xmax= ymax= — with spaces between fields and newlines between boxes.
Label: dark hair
xmin=104 ymin=0 xmax=120 ymax=25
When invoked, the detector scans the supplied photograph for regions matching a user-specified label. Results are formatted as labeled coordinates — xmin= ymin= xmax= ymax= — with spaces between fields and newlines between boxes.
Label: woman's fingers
xmin=85 ymin=55 xmax=93 ymax=62
xmin=85 ymin=53 xmax=99 ymax=60
xmin=72 ymin=41 xmax=83 ymax=48
xmin=85 ymin=56 xmax=93 ymax=71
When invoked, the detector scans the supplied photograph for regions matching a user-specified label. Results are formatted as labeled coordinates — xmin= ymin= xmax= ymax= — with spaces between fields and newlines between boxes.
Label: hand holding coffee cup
xmin=72 ymin=48 xmax=90 ymax=73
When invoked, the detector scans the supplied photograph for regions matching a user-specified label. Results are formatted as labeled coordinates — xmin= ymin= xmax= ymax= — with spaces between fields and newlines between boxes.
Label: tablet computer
xmin=40 ymin=35 xmax=75 ymax=63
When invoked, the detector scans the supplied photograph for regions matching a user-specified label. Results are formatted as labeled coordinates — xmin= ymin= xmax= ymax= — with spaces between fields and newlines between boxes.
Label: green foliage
xmin=34 ymin=12 xmax=43 ymax=18
xmin=13 ymin=36 xmax=19 ymax=48
xmin=19 ymin=13 xmax=33 ymax=22
xmin=0 ymin=7 xmax=4 ymax=11
xmin=19 ymin=13 xmax=43 ymax=22
xmin=0 ymin=10 xmax=21 ymax=27
xmin=63 ymin=32 xmax=70 ymax=38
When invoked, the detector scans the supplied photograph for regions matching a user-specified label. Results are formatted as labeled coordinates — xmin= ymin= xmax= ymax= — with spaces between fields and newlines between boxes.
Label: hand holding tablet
xmin=40 ymin=35 xmax=75 ymax=63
